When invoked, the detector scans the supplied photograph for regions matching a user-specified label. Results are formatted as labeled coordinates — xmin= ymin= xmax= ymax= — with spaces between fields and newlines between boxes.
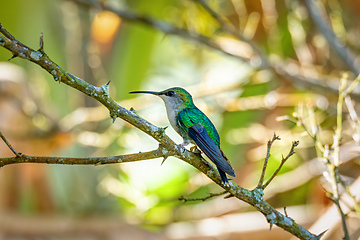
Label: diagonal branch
xmin=0 ymin=131 xmax=21 ymax=157
xmin=305 ymin=0 xmax=360 ymax=75
xmin=74 ymin=0 xmax=360 ymax=101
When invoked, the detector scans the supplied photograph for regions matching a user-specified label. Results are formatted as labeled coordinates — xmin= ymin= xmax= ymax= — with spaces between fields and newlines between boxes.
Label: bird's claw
xmin=190 ymin=145 xmax=201 ymax=153
xmin=179 ymin=143 xmax=186 ymax=153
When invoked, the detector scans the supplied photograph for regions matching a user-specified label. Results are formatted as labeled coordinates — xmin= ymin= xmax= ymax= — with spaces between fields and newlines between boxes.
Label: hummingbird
xmin=130 ymin=87 xmax=235 ymax=184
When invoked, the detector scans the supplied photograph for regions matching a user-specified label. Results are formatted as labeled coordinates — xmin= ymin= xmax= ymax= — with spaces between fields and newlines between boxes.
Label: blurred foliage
xmin=1 ymin=0 xmax=360 ymax=239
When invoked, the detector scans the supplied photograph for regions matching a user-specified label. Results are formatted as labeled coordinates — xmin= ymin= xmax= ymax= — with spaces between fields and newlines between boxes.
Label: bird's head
xmin=130 ymin=87 xmax=194 ymax=110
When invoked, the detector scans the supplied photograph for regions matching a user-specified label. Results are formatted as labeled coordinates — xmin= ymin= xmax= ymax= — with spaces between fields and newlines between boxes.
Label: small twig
xmin=333 ymin=74 xmax=348 ymax=166
xmin=331 ymin=197 xmax=349 ymax=240
xmin=284 ymin=206 xmax=288 ymax=217
xmin=257 ymin=133 xmax=281 ymax=189
xmin=317 ymin=230 xmax=328 ymax=239
xmin=325 ymin=73 xmax=356 ymax=240
xmin=339 ymin=177 xmax=360 ymax=216
xmin=344 ymin=76 xmax=360 ymax=147
xmin=38 ymin=32 xmax=44 ymax=52
xmin=262 ymin=141 xmax=299 ymax=189
xmin=345 ymin=96 xmax=360 ymax=142
xmin=178 ymin=190 xmax=228 ymax=202
xmin=297 ymin=104 xmax=316 ymax=140
xmin=0 ymin=23 xmax=16 ymax=41
xmin=344 ymin=73 xmax=360 ymax=96
xmin=0 ymin=131 xmax=22 ymax=157
xmin=295 ymin=104 xmax=325 ymax=155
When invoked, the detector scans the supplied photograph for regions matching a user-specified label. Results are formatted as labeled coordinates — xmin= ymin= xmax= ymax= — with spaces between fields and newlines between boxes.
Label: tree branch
xmin=327 ymin=73 xmax=360 ymax=240
xmin=76 ymin=0 xmax=360 ymax=100
xmin=178 ymin=190 xmax=229 ymax=202
xmin=0 ymin=23 xmax=320 ymax=240
xmin=73 ymin=0 xmax=251 ymax=63
xmin=286 ymin=73 xmax=360 ymax=240
xmin=0 ymin=131 xmax=169 ymax=167
xmin=305 ymin=0 xmax=360 ymax=75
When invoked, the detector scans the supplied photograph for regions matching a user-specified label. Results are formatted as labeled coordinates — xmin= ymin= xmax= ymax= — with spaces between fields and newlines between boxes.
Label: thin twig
xmin=344 ymin=73 xmax=360 ymax=96
xmin=262 ymin=141 xmax=299 ymax=189
xmin=178 ymin=190 xmax=228 ymax=202
xmin=0 ymin=131 xmax=21 ymax=157
xmin=295 ymin=104 xmax=325 ymax=154
xmin=333 ymin=75 xmax=347 ymax=166
xmin=284 ymin=206 xmax=288 ymax=217
xmin=0 ymin=23 xmax=16 ymax=41
xmin=338 ymin=176 xmax=360 ymax=216
xmin=297 ymin=103 xmax=316 ymax=140
xmin=344 ymin=74 xmax=360 ymax=146
xmin=326 ymin=73 xmax=359 ymax=240
xmin=331 ymin=197 xmax=349 ymax=240
xmin=257 ymin=133 xmax=281 ymax=189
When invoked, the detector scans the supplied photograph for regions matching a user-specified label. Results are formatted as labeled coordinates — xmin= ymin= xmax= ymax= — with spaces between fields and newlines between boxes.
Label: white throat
xmin=159 ymin=95 xmax=183 ymax=130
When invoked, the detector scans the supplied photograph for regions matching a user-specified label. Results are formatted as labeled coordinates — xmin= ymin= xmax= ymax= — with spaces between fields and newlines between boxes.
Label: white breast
xmin=165 ymin=103 xmax=179 ymax=131
xmin=160 ymin=95 xmax=182 ymax=133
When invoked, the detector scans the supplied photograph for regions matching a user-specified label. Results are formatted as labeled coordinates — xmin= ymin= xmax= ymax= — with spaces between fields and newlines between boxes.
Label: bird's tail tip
xmin=219 ymin=169 xmax=229 ymax=184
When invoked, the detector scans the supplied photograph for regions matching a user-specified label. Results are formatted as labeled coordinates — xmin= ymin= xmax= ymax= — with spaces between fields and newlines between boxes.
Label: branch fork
xmin=256 ymin=134 xmax=298 ymax=190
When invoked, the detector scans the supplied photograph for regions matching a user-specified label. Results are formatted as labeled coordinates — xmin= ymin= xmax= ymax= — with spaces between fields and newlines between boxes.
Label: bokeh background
xmin=0 ymin=0 xmax=359 ymax=239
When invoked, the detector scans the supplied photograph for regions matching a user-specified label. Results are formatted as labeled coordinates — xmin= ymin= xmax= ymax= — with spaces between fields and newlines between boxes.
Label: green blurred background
xmin=0 ymin=0 xmax=359 ymax=239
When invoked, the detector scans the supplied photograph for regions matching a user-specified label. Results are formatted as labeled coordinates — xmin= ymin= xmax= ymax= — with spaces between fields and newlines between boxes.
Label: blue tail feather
xmin=218 ymin=168 xmax=228 ymax=184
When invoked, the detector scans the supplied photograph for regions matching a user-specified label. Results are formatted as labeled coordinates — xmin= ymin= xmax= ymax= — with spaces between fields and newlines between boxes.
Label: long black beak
xmin=129 ymin=90 xmax=161 ymax=95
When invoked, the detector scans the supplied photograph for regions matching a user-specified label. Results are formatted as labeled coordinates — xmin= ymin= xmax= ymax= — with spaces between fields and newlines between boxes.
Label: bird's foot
xmin=190 ymin=145 xmax=202 ymax=156
xmin=179 ymin=143 xmax=186 ymax=153
xmin=190 ymin=145 xmax=197 ymax=152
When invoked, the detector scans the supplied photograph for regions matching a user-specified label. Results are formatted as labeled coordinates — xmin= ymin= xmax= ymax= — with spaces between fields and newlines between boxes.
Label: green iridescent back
xmin=177 ymin=106 xmax=221 ymax=147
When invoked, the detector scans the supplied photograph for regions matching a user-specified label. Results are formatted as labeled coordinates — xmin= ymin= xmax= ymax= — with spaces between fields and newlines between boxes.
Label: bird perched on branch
xmin=130 ymin=87 xmax=235 ymax=184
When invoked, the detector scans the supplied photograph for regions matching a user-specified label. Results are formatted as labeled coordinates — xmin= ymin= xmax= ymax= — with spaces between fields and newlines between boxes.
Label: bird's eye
xmin=167 ymin=91 xmax=175 ymax=96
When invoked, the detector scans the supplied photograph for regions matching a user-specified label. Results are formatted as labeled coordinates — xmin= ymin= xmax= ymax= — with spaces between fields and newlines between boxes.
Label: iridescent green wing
xmin=178 ymin=108 xmax=235 ymax=178
xmin=178 ymin=107 xmax=220 ymax=145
